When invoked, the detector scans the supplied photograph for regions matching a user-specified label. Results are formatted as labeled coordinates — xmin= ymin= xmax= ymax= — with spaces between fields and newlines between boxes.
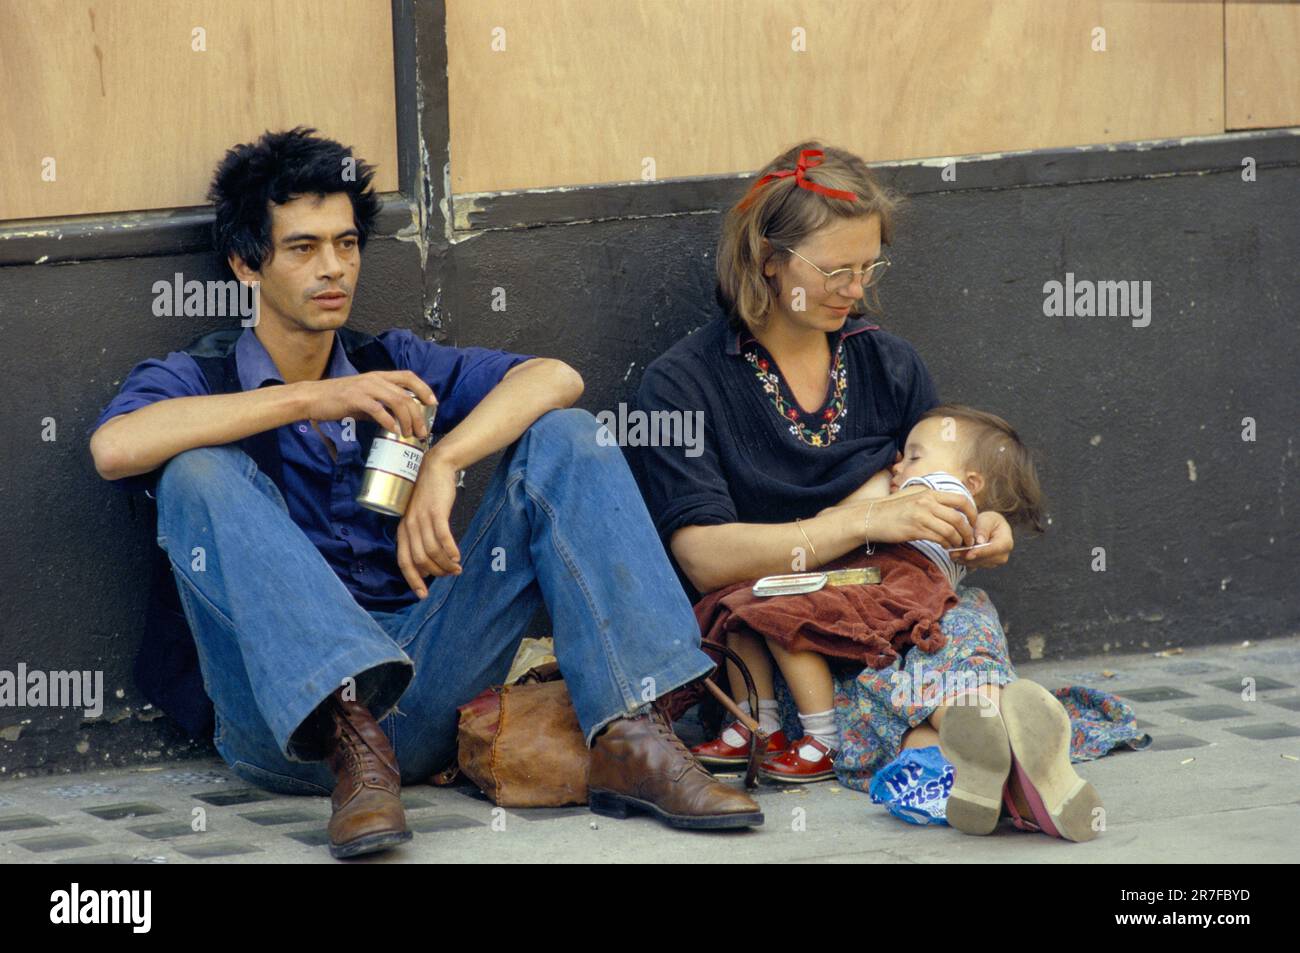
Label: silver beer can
xmin=356 ymin=391 xmax=439 ymax=517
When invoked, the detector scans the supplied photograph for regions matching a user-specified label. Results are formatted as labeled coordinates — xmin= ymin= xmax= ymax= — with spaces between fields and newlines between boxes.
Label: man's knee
xmin=525 ymin=407 xmax=611 ymax=461
xmin=528 ymin=407 xmax=599 ymax=438
xmin=154 ymin=446 xmax=269 ymax=547
xmin=157 ymin=445 xmax=253 ymax=501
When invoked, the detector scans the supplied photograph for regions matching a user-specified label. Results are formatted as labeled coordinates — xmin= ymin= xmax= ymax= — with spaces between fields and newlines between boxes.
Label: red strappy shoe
xmin=758 ymin=735 xmax=838 ymax=783
xmin=691 ymin=721 xmax=789 ymax=767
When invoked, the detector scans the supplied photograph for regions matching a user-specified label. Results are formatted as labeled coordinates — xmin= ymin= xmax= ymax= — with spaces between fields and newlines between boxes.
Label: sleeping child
xmin=690 ymin=403 xmax=1045 ymax=782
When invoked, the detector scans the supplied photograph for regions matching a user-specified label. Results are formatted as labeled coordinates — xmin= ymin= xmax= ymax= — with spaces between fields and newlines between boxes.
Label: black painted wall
xmin=2 ymin=146 xmax=1295 ymax=777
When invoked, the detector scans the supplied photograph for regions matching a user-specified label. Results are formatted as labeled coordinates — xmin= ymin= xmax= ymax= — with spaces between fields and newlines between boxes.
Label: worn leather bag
xmin=455 ymin=645 xmax=768 ymax=807
xmin=456 ymin=662 xmax=590 ymax=807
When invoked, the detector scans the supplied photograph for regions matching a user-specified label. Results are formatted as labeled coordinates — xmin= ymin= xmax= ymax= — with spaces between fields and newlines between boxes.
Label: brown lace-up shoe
xmin=325 ymin=693 xmax=412 ymax=859
xmin=588 ymin=708 xmax=764 ymax=830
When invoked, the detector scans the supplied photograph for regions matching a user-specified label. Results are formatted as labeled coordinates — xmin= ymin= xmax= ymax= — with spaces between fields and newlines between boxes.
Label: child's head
xmin=892 ymin=404 xmax=1046 ymax=533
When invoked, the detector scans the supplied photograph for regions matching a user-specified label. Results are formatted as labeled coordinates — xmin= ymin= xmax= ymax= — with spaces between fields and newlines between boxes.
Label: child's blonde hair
xmin=920 ymin=404 xmax=1047 ymax=534
xmin=716 ymin=140 xmax=903 ymax=332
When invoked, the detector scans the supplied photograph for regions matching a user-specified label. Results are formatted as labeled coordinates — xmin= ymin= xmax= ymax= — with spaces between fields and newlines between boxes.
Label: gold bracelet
xmin=794 ymin=517 xmax=820 ymax=567
xmin=863 ymin=502 xmax=877 ymax=556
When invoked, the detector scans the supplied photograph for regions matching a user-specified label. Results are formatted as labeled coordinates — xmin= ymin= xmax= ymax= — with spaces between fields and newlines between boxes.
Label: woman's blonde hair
xmin=716 ymin=140 xmax=903 ymax=332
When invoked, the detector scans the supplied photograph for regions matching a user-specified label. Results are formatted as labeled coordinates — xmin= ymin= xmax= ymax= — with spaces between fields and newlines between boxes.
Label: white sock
xmin=722 ymin=699 xmax=781 ymax=747
xmin=798 ymin=708 xmax=840 ymax=757
xmin=757 ymin=700 xmax=781 ymax=734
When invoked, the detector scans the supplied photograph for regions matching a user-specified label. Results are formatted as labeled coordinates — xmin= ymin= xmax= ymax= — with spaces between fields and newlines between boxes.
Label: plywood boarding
xmin=446 ymin=0 xmax=1224 ymax=194
xmin=1226 ymin=0 xmax=1300 ymax=129
xmin=0 ymin=0 xmax=398 ymax=221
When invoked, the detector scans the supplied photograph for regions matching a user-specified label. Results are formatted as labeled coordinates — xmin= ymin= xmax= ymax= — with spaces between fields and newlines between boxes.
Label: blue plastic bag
xmin=868 ymin=746 xmax=955 ymax=826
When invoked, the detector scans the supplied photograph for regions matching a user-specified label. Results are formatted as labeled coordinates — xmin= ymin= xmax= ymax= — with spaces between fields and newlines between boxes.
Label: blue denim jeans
xmin=154 ymin=408 xmax=714 ymax=795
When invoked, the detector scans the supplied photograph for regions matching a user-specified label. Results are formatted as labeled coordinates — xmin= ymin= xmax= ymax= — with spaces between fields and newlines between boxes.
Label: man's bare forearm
xmin=90 ymin=384 xmax=309 ymax=481
xmin=423 ymin=358 xmax=583 ymax=472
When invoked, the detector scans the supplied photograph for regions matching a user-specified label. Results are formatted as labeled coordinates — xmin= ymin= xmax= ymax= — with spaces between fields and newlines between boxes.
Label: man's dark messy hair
xmin=207 ymin=126 xmax=380 ymax=275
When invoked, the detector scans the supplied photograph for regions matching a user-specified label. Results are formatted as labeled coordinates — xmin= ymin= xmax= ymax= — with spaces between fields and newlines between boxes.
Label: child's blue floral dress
xmin=773 ymin=585 xmax=1150 ymax=793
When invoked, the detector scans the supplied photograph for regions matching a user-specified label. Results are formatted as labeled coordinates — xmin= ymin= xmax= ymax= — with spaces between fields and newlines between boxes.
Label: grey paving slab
xmin=48 ymin=783 xmax=121 ymax=800
xmin=1116 ymin=687 xmax=1198 ymax=703
xmin=507 ymin=807 xmax=591 ymax=822
xmin=13 ymin=833 xmax=99 ymax=853
xmin=1 ymin=634 xmax=1298 ymax=863
xmin=284 ymin=829 xmax=333 ymax=848
xmin=1159 ymin=661 xmax=1229 ymax=676
xmin=193 ymin=788 xmax=274 ymax=807
xmin=1206 ymin=676 xmax=1293 ymax=692
xmin=53 ymin=853 xmax=141 ymax=864
xmin=1163 ymin=704 xmax=1253 ymax=722
xmin=1145 ymin=734 xmax=1212 ymax=751
xmin=127 ymin=821 xmax=202 ymax=840
xmin=157 ymin=770 xmax=238 ymax=787
xmin=175 ymin=841 xmax=265 ymax=859
xmin=1225 ymin=722 xmax=1300 ymax=741
xmin=408 ymin=814 xmax=485 ymax=833
xmin=83 ymin=802 xmax=167 ymax=821
xmin=238 ymin=808 xmax=324 ymax=827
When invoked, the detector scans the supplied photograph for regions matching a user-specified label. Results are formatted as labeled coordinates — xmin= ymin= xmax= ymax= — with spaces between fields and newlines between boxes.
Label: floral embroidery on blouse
xmin=741 ymin=338 xmax=849 ymax=447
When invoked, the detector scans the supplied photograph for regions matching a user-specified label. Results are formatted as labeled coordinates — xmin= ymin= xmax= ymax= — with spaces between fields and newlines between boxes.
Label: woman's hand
xmin=396 ymin=453 xmax=463 ymax=598
xmin=953 ymin=511 xmax=1014 ymax=569
xmin=849 ymin=489 xmax=977 ymax=549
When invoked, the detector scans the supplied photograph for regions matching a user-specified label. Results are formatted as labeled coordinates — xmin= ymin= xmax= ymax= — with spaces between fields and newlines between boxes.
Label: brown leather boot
xmin=588 ymin=708 xmax=764 ymax=830
xmin=324 ymin=692 xmax=412 ymax=859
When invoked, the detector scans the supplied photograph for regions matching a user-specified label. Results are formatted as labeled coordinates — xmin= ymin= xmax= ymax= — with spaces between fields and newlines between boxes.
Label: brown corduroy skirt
xmin=692 ymin=543 xmax=958 ymax=670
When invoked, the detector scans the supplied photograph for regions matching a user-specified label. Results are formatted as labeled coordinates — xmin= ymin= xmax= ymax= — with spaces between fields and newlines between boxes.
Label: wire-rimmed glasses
xmin=776 ymin=245 xmax=891 ymax=295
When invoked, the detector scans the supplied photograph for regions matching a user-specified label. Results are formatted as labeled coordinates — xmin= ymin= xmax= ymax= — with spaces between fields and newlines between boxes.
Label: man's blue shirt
xmin=89 ymin=326 xmax=534 ymax=611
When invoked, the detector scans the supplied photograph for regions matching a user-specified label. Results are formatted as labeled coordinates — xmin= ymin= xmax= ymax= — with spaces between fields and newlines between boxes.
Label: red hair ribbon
xmin=737 ymin=149 xmax=858 ymax=210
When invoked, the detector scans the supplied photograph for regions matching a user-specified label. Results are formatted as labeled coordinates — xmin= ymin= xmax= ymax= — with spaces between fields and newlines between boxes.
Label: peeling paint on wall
xmin=393 ymin=201 xmax=426 ymax=264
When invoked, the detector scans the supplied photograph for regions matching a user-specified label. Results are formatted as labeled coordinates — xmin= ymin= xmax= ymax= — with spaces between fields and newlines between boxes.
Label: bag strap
xmin=697 ymin=642 xmax=769 ymax=790
xmin=488 ymin=646 xmax=770 ymax=789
